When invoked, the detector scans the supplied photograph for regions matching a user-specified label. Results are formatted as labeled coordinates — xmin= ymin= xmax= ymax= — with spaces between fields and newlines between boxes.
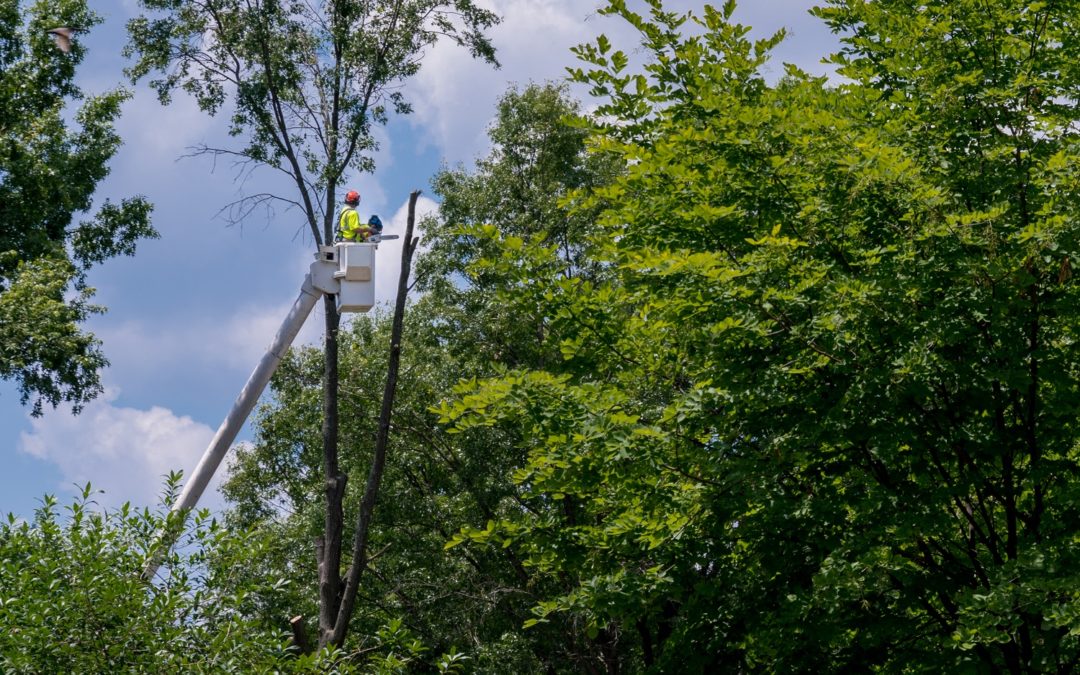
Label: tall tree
xmin=125 ymin=0 xmax=497 ymax=649
xmin=418 ymin=83 xmax=620 ymax=369
xmin=222 ymin=84 xmax=621 ymax=669
xmin=440 ymin=0 xmax=1080 ymax=671
xmin=0 ymin=0 xmax=156 ymax=415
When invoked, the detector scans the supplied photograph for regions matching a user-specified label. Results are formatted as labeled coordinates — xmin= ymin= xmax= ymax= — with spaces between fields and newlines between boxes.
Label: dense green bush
xmin=0 ymin=480 xmax=469 ymax=673
xmin=0 ymin=481 xmax=289 ymax=672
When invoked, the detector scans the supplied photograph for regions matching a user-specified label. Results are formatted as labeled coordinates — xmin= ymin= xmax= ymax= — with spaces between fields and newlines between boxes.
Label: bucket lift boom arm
xmin=144 ymin=241 xmax=384 ymax=579
xmin=167 ymin=274 xmax=322 ymax=518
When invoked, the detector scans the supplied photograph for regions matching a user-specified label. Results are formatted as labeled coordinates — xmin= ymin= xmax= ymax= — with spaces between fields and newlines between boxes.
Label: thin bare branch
xmin=330 ymin=190 xmax=422 ymax=647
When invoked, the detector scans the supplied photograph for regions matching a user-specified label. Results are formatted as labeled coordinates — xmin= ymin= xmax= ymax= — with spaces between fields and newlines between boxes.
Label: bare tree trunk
xmin=319 ymin=297 xmax=347 ymax=646
xmin=329 ymin=190 xmax=422 ymax=647
xmin=290 ymin=615 xmax=312 ymax=654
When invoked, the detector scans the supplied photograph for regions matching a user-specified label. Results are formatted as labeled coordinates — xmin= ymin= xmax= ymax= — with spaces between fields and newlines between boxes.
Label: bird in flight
xmin=46 ymin=27 xmax=80 ymax=53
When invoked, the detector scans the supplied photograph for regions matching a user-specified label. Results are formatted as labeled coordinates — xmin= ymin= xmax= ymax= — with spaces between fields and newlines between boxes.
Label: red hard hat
xmin=345 ymin=190 xmax=360 ymax=205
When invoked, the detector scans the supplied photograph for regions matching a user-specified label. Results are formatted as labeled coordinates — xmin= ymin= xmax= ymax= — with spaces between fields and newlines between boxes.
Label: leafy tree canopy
xmin=222 ymin=84 xmax=622 ymax=671
xmin=0 ymin=0 xmax=156 ymax=415
xmin=437 ymin=0 xmax=1080 ymax=671
xmin=125 ymin=1 xmax=500 ymax=649
xmin=67 ymin=0 xmax=1080 ymax=671
xmin=125 ymin=0 xmax=499 ymax=244
xmin=0 ymin=481 xmax=288 ymax=673
xmin=0 ymin=480 xmax=465 ymax=673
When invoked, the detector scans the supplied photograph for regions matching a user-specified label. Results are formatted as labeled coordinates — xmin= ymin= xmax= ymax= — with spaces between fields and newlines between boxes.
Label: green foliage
xmin=126 ymin=0 xmax=502 ymax=651
xmin=436 ymin=0 xmax=1080 ymax=671
xmin=222 ymin=83 xmax=621 ymax=672
xmin=423 ymin=83 xmax=617 ymax=284
xmin=201 ymin=1 xmax=1080 ymax=670
xmin=225 ymin=314 xmax=555 ymax=672
xmin=0 ymin=0 xmax=157 ymax=414
xmin=0 ymin=480 xmax=444 ymax=673
xmin=0 ymin=480 xmax=285 ymax=672
xmin=417 ymin=83 xmax=621 ymax=375
xmin=0 ymin=255 xmax=104 ymax=416
xmin=125 ymin=0 xmax=499 ymax=242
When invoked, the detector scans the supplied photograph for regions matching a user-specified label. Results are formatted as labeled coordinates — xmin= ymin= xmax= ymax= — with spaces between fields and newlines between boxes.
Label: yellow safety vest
xmin=338 ymin=206 xmax=362 ymax=241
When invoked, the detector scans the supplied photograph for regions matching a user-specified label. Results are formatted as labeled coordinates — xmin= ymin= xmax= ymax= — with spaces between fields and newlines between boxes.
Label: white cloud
xmin=370 ymin=195 xmax=440 ymax=307
xmin=407 ymin=0 xmax=602 ymax=164
xmin=96 ymin=291 xmax=324 ymax=377
xmin=18 ymin=390 xmax=220 ymax=509
xmin=118 ymin=88 xmax=223 ymax=159
xmin=404 ymin=0 xmax=836 ymax=165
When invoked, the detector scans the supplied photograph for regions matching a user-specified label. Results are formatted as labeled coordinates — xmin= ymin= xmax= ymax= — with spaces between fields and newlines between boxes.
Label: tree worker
xmin=337 ymin=190 xmax=363 ymax=242
xmin=337 ymin=190 xmax=383 ymax=242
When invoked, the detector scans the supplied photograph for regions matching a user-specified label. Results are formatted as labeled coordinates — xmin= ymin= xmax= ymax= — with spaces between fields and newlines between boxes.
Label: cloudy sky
xmin=0 ymin=0 xmax=840 ymax=516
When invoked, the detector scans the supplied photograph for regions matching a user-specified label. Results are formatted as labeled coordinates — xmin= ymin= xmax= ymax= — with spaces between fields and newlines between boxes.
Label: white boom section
xmin=168 ymin=274 xmax=322 ymax=518
xmin=144 ymin=243 xmax=377 ymax=580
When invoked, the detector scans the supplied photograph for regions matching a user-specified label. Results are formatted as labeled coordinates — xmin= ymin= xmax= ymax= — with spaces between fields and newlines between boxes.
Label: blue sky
xmin=0 ymin=0 xmax=840 ymax=516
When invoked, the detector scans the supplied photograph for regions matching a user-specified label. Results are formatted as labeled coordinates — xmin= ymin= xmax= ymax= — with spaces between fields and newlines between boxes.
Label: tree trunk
xmin=330 ymin=190 xmax=422 ymax=647
xmin=318 ymin=297 xmax=346 ymax=647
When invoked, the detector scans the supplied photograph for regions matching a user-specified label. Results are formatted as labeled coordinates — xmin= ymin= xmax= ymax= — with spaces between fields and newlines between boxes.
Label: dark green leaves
xmin=71 ymin=198 xmax=156 ymax=269
xmin=0 ymin=0 xmax=156 ymax=414
xmin=439 ymin=0 xmax=1080 ymax=670
xmin=0 ymin=255 xmax=104 ymax=415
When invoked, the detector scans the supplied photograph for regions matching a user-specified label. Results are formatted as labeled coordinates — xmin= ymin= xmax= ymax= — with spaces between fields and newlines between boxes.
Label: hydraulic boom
xmin=144 ymin=239 xmax=394 ymax=579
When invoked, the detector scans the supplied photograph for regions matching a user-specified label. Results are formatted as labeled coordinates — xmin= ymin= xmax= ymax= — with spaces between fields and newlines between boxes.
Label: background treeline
xmin=8 ymin=0 xmax=1080 ymax=672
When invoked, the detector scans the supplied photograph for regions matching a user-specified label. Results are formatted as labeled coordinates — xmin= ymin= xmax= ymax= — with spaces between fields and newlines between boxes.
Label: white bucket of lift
xmin=335 ymin=243 xmax=375 ymax=312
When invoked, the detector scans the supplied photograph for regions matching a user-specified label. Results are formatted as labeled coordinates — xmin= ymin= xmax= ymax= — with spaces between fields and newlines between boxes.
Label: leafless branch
xmin=214 ymin=192 xmax=304 ymax=228
xmin=330 ymin=190 xmax=421 ymax=646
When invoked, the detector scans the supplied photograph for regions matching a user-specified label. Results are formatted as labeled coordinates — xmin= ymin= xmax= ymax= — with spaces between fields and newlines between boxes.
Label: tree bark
xmin=318 ymin=296 xmax=347 ymax=646
xmin=329 ymin=190 xmax=422 ymax=647
xmin=290 ymin=615 xmax=312 ymax=654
